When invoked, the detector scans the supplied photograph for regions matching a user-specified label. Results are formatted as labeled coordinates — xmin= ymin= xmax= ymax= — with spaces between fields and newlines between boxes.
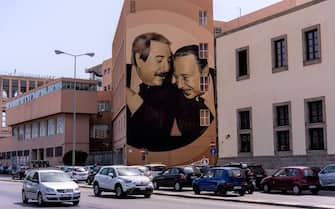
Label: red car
xmin=261 ymin=166 xmax=320 ymax=195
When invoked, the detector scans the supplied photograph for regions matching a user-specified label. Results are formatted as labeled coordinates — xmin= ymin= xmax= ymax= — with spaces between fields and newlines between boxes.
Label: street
xmin=0 ymin=180 xmax=302 ymax=209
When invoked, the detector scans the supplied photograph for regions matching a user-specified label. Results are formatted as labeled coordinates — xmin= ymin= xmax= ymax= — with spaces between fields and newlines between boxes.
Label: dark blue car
xmin=192 ymin=167 xmax=247 ymax=196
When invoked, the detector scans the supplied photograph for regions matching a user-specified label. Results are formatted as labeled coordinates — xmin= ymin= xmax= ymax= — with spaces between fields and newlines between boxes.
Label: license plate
xmin=61 ymin=194 xmax=71 ymax=197
xmin=233 ymin=186 xmax=242 ymax=189
xmin=309 ymin=185 xmax=316 ymax=189
xmin=256 ymin=175 xmax=263 ymax=177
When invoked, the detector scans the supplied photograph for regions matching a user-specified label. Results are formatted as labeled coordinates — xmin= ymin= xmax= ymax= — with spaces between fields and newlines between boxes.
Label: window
xmin=199 ymin=10 xmax=207 ymax=25
xmin=56 ymin=116 xmax=64 ymax=134
xmin=98 ymin=101 xmax=110 ymax=112
xmin=2 ymin=79 xmax=9 ymax=98
xmin=19 ymin=125 xmax=24 ymax=140
xmin=12 ymin=127 xmax=18 ymax=137
xmin=93 ymin=124 xmax=109 ymax=139
xmin=200 ymin=75 xmax=209 ymax=92
xmin=214 ymin=27 xmax=222 ymax=36
xmin=273 ymin=102 xmax=291 ymax=153
xmin=39 ymin=120 xmax=47 ymax=137
xmin=55 ymin=146 xmax=63 ymax=157
xmin=305 ymin=97 xmax=326 ymax=151
xmin=20 ymin=80 xmax=27 ymax=94
xmin=199 ymin=43 xmax=208 ymax=59
xmin=47 ymin=119 xmax=55 ymax=136
xmin=37 ymin=81 xmax=44 ymax=87
xmin=302 ymin=24 xmax=321 ymax=65
xmin=237 ymin=108 xmax=252 ymax=154
xmin=200 ymin=109 xmax=210 ymax=126
xmin=25 ymin=124 xmax=31 ymax=139
xmin=236 ymin=46 xmax=249 ymax=80
xmin=1 ymin=110 xmax=6 ymax=128
xmin=32 ymin=122 xmax=39 ymax=138
xmin=271 ymin=34 xmax=288 ymax=72
xmin=12 ymin=80 xmax=18 ymax=97
xmin=130 ymin=0 xmax=136 ymax=13
xmin=46 ymin=148 xmax=54 ymax=158
xmin=29 ymin=80 xmax=35 ymax=90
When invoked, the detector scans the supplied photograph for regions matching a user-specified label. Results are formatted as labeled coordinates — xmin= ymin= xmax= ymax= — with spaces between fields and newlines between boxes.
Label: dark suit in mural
xmin=126 ymin=34 xmax=215 ymax=152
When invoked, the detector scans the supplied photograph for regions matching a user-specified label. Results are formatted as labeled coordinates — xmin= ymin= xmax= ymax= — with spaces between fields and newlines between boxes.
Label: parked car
xmin=318 ymin=164 xmax=335 ymax=188
xmin=93 ymin=165 xmax=153 ymax=198
xmin=22 ymin=169 xmax=80 ymax=206
xmin=144 ymin=163 xmax=166 ymax=178
xmin=152 ymin=166 xmax=202 ymax=191
xmin=261 ymin=166 xmax=320 ymax=195
xmin=130 ymin=165 xmax=153 ymax=181
xmin=223 ymin=162 xmax=267 ymax=189
xmin=64 ymin=166 xmax=88 ymax=182
xmin=86 ymin=166 xmax=101 ymax=185
xmin=192 ymin=167 xmax=247 ymax=196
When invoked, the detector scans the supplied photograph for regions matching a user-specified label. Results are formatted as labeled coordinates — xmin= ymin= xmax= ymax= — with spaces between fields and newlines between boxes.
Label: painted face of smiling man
xmin=134 ymin=40 xmax=172 ymax=86
xmin=173 ymin=54 xmax=209 ymax=99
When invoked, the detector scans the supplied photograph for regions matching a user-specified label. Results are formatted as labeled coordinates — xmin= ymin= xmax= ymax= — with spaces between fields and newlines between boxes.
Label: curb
xmin=153 ymin=191 xmax=335 ymax=209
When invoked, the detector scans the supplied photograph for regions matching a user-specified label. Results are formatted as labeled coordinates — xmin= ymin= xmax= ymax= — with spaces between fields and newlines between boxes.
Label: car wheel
xmin=216 ymin=186 xmax=227 ymax=196
xmin=37 ymin=192 xmax=44 ymax=207
xmin=174 ymin=182 xmax=182 ymax=191
xmin=153 ymin=181 xmax=159 ymax=190
xmin=193 ymin=185 xmax=200 ymax=195
xmin=144 ymin=194 xmax=151 ymax=198
xmin=292 ymin=185 xmax=301 ymax=195
xmin=115 ymin=185 xmax=124 ymax=198
xmin=93 ymin=183 xmax=102 ymax=196
xmin=72 ymin=200 xmax=80 ymax=206
xmin=263 ymin=184 xmax=271 ymax=193
xmin=22 ymin=190 xmax=28 ymax=204
xmin=239 ymin=190 xmax=245 ymax=196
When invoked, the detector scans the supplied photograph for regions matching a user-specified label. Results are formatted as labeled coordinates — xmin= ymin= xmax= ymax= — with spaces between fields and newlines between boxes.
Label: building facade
xmin=216 ymin=0 xmax=334 ymax=168
xmin=0 ymin=78 xmax=98 ymax=167
xmin=0 ymin=75 xmax=53 ymax=139
xmin=108 ymin=0 xmax=217 ymax=166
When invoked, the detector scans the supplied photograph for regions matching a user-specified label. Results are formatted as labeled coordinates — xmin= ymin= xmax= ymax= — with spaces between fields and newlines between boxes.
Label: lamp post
xmin=54 ymin=50 xmax=94 ymax=166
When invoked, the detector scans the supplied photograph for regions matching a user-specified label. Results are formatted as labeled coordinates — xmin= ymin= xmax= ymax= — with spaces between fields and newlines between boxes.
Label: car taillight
xmin=179 ymin=174 xmax=186 ymax=180
xmin=146 ymin=171 xmax=152 ymax=176
xmin=72 ymin=172 xmax=77 ymax=176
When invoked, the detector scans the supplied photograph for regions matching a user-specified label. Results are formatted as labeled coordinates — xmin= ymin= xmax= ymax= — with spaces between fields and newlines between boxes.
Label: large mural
xmin=126 ymin=33 xmax=216 ymax=152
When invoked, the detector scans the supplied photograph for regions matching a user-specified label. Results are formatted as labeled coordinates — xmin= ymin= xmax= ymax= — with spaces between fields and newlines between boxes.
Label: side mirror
xmin=108 ymin=173 xmax=114 ymax=178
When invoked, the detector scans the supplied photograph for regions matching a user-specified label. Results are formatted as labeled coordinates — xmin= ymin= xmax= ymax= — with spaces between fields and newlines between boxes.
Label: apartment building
xmin=108 ymin=0 xmax=217 ymax=166
xmin=216 ymin=0 xmax=334 ymax=168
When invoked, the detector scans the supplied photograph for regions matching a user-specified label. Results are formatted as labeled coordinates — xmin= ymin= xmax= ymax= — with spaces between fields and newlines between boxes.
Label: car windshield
xmin=40 ymin=172 xmax=72 ymax=182
xmin=117 ymin=167 xmax=141 ymax=176
xmin=148 ymin=166 xmax=166 ymax=171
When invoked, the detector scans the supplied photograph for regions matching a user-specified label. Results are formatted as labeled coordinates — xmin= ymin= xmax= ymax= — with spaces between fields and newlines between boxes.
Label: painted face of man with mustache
xmin=135 ymin=40 xmax=172 ymax=86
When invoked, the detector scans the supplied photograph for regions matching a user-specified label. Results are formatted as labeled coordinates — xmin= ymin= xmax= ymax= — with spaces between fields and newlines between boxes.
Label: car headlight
xmin=74 ymin=186 xmax=80 ymax=192
xmin=45 ymin=187 xmax=55 ymax=193
xmin=124 ymin=179 xmax=132 ymax=184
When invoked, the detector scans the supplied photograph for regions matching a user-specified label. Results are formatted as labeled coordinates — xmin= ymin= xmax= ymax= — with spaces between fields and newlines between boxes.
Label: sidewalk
xmin=1 ymin=175 xmax=334 ymax=209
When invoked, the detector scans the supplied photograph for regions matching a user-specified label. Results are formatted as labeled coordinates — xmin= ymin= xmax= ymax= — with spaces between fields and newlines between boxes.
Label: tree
xmin=62 ymin=150 xmax=88 ymax=166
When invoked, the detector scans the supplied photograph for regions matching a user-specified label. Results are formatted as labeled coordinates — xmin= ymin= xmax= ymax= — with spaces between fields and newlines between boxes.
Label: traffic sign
xmin=210 ymin=148 xmax=216 ymax=156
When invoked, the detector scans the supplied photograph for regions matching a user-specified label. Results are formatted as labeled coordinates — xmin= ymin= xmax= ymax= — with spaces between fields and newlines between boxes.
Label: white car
xmin=64 ymin=166 xmax=88 ymax=182
xmin=93 ymin=165 xmax=153 ymax=198
xmin=22 ymin=169 xmax=80 ymax=206
xmin=144 ymin=163 xmax=166 ymax=178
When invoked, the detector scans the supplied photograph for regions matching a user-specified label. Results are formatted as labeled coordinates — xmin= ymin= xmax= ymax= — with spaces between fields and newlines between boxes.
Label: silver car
xmin=319 ymin=164 xmax=335 ymax=187
xmin=22 ymin=169 xmax=80 ymax=206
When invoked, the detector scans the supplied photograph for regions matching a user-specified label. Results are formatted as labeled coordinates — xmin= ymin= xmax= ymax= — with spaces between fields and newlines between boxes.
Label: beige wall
xmin=216 ymin=1 xmax=334 ymax=159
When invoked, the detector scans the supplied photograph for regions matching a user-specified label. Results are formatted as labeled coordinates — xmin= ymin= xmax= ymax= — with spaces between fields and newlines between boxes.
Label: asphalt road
xmin=0 ymin=180 xmax=300 ymax=209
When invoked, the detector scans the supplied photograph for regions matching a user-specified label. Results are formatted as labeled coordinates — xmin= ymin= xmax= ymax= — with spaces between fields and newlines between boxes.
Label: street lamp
xmin=54 ymin=49 xmax=94 ymax=166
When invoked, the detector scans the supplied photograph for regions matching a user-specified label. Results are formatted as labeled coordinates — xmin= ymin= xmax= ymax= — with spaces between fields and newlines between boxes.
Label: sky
xmin=0 ymin=0 xmax=280 ymax=79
